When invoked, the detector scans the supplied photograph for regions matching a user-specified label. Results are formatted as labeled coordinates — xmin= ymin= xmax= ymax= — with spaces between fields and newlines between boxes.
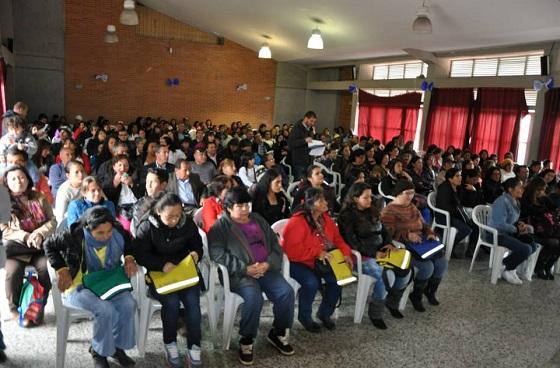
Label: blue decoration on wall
xmin=421 ymin=80 xmax=434 ymax=92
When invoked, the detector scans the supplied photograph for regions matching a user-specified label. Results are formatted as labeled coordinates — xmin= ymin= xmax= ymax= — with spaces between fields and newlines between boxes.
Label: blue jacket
xmin=66 ymin=198 xmax=116 ymax=226
xmin=489 ymin=193 xmax=519 ymax=234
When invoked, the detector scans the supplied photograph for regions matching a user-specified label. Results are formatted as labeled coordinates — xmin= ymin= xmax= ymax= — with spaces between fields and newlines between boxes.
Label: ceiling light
xmin=104 ymin=25 xmax=119 ymax=43
xmin=412 ymin=1 xmax=432 ymax=34
xmin=307 ymin=28 xmax=323 ymax=49
xmin=120 ymin=0 xmax=139 ymax=26
xmin=258 ymin=42 xmax=272 ymax=59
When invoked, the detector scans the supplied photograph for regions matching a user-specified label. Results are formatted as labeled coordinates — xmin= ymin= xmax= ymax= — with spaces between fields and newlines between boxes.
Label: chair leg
xmin=491 ymin=247 xmax=507 ymax=285
xmin=519 ymin=244 xmax=542 ymax=282
xmin=222 ymin=295 xmax=241 ymax=351
xmin=137 ymin=302 xmax=152 ymax=358
xmin=555 ymin=257 xmax=560 ymax=275
xmin=354 ymin=275 xmax=375 ymax=324
xmin=445 ymin=228 xmax=457 ymax=261
xmin=56 ymin=310 xmax=70 ymax=368
xmin=399 ymin=282 xmax=413 ymax=311
xmin=469 ymin=241 xmax=482 ymax=272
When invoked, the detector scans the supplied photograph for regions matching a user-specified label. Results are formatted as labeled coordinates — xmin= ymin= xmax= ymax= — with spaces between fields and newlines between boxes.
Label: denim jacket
xmin=489 ymin=193 xmax=519 ymax=234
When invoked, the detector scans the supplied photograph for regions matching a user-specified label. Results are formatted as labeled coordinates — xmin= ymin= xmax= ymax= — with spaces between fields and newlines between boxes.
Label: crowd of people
xmin=0 ymin=102 xmax=559 ymax=366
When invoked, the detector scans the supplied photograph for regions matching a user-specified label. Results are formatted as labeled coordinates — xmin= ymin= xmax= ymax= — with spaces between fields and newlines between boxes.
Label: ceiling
xmin=138 ymin=0 xmax=560 ymax=64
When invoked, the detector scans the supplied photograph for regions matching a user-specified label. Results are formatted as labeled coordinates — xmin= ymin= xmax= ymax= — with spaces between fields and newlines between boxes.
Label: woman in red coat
xmin=282 ymin=187 xmax=352 ymax=333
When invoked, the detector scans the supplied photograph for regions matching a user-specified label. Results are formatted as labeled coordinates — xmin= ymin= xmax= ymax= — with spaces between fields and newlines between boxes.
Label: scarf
xmin=83 ymin=227 xmax=124 ymax=272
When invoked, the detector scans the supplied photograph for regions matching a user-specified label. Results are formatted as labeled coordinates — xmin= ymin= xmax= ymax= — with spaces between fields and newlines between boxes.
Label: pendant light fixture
xmin=412 ymin=1 xmax=432 ymax=34
xmin=307 ymin=28 xmax=323 ymax=49
xmin=258 ymin=42 xmax=272 ymax=59
xmin=104 ymin=25 xmax=119 ymax=43
xmin=120 ymin=0 xmax=139 ymax=26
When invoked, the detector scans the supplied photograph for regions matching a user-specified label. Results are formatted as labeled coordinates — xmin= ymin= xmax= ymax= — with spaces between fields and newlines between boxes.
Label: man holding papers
xmin=287 ymin=111 xmax=317 ymax=180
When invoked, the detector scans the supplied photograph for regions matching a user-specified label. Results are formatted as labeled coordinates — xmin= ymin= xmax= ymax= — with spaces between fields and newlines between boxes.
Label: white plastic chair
xmin=350 ymin=250 xmax=376 ymax=323
xmin=427 ymin=192 xmax=458 ymax=261
xmin=47 ymin=264 xmax=93 ymax=368
xmin=133 ymin=267 xmax=163 ymax=357
xmin=378 ymin=182 xmax=395 ymax=202
xmin=280 ymin=157 xmax=292 ymax=180
xmin=285 ymin=182 xmax=300 ymax=206
xmin=315 ymin=162 xmax=343 ymax=197
xmin=470 ymin=205 xmax=541 ymax=284
xmin=271 ymin=219 xmax=299 ymax=294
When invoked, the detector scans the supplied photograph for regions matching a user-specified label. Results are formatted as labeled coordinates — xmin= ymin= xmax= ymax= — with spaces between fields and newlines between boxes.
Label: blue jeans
xmin=149 ymin=284 xmax=201 ymax=348
xmin=361 ymin=258 xmax=410 ymax=300
xmin=232 ymin=271 xmax=294 ymax=340
xmin=498 ymin=233 xmax=537 ymax=270
xmin=412 ymin=256 xmax=448 ymax=281
xmin=64 ymin=288 xmax=136 ymax=357
xmin=290 ymin=262 xmax=340 ymax=323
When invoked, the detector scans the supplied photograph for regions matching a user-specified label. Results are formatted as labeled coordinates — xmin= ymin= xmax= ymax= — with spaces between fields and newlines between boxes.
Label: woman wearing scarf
xmin=0 ymin=165 xmax=55 ymax=326
xmin=45 ymin=206 xmax=138 ymax=368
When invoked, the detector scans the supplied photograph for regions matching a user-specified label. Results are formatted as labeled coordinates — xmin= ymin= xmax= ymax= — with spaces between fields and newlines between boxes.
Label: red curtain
xmin=0 ymin=58 xmax=5 ymax=116
xmin=538 ymin=88 xmax=560 ymax=171
xmin=358 ymin=90 xmax=422 ymax=144
xmin=469 ymin=88 xmax=527 ymax=160
xmin=423 ymin=88 xmax=473 ymax=150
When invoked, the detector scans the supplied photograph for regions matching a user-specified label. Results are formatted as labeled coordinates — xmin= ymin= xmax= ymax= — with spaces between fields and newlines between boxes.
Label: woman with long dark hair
xmin=482 ymin=166 xmax=503 ymax=204
xmin=338 ymin=183 xmax=411 ymax=329
xmin=283 ymin=187 xmax=353 ymax=333
xmin=520 ymin=177 xmax=560 ymax=280
xmin=251 ymin=168 xmax=290 ymax=225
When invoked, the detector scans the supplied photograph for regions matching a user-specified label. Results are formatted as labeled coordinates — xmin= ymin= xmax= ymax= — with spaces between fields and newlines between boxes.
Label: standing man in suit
xmin=287 ymin=111 xmax=317 ymax=180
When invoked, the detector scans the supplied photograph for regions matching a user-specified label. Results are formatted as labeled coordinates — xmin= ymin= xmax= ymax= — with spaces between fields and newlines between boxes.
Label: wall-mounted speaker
xmin=540 ymin=55 xmax=550 ymax=76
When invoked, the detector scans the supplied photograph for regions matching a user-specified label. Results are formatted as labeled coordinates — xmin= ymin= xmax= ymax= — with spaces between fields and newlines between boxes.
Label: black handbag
xmin=314 ymin=258 xmax=333 ymax=277
xmin=4 ymin=240 xmax=42 ymax=258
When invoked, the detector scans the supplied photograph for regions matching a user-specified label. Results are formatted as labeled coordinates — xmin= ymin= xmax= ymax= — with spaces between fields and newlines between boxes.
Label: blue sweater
xmin=66 ymin=198 xmax=116 ymax=226
xmin=489 ymin=193 xmax=519 ymax=234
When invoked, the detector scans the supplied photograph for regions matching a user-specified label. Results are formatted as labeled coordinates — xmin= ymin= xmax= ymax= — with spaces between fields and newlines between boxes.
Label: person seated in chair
xmin=45 ymin=206 xmax=138 ymax=368
xmin=208 ymin=187 xmax=295 ymax=365
xmin=381 ymin=180 xmax=448 ymax=312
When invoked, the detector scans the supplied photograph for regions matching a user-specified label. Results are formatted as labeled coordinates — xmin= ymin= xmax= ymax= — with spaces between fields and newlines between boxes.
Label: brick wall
xmin=65 ymin=0 xmax=277 ymax=125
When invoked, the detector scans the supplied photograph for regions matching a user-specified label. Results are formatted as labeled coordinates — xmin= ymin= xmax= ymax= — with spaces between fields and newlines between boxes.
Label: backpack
xmin=17 ymin=272 xmax=46 ymax=327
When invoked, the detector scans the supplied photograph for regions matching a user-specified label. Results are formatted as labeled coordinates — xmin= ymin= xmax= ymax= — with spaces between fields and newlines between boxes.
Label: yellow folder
xmin=328 ymin=249 xmax=357 ymax=286
xmin=149 ymin=255 xmax=199 ymax=294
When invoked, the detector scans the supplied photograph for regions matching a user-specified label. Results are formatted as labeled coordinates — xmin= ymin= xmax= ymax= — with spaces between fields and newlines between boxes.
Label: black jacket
xmin=436 ymin=181 xmax=468 ymax=223
xmin=133 ymin=213 xmax=203 ymax=272
xmin=251 ymin=191 xmax=290 ymax=225
xmin=287 ymin=121 xmax=313 ymax=167
xmin=44 ymin=221 xmax=133 ymax=278
xmin=338 ymin=207 xmax=392 ymax=258
xmin=292 ymin=181 xmax=340 ymax=215
xmin=482 ymin=179 xmax=503 ymax=204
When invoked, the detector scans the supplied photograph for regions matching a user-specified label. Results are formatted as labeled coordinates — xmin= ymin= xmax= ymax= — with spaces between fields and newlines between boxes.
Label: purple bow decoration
xmin=348 ymin=84 xmax=358 ymax=94
xmin=421 ymin=80 xmax=434 ymax=92
xmin=173 ymin=78 xmax=180 ymax=86
xmin=166 ymin=78 xmax=180 ymax=87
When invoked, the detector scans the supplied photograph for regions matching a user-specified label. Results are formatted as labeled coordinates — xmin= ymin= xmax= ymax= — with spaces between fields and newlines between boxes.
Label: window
xmin=450 ymin=53 xmax=543 ymax=78
xmin=372 ymin=61 xmax=428 ymax=80
xmin=516 ymin=112 xmax=533 ymax=164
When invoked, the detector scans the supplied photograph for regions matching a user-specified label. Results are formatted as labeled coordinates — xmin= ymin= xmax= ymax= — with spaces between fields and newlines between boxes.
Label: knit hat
xmin=393 ymin=179 xmax=415 ymax=197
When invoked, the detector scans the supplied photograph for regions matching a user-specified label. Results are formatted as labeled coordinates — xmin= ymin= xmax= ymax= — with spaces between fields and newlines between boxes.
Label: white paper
xmin=308 ymin=140 xmax=325 ymax=156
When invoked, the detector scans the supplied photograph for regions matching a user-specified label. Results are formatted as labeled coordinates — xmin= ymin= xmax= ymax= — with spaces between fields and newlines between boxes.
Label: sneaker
xmin=238 ymin=341 xmax=254 ymax=366
xmin=267 ymin=329 xmax=295 ymax=356
xmin=502 ymin=269 xmax=523 ymax=285
xmin=187 ymin=345 xmax=202 ymax=367
xmin=111 ymin=348 xmax=135 ymax=367
xmin=90 ymin=347 xmax=110 ymax=368
xmin=164 ymin=342 xmax=182 ymax=368
xmin=316 ymin=313 xmax=336 ymax=330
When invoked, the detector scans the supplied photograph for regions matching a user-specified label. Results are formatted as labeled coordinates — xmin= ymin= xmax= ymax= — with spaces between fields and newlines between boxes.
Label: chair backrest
xmin=472 ymin=204 xmax=495 ymax=241
xmin=47 ymin=263 xmax=66 ymax=314
xmin=271 ymin=219 xmax=289 ymax=243
xmin=193 ymin=207 xmax=203 ymax=229
xmin=472 ymin=204 xmax=491 ymax=227
xmin=285 ymin=182 xmax=300 ymax=205
xmin=427 ymin=191 xmax=437 ymax=209
xmin=378 ymin=182 xmax=395 ymax=200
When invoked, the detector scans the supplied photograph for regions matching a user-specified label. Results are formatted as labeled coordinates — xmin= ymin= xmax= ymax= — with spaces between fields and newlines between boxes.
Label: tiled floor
xmin=2 ymin=257 xmax=560 ymax=368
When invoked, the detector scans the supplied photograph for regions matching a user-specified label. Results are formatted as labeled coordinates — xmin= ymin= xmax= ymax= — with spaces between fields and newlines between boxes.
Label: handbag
xmin=405 ymin=238 xmax=445 ymax=259
xmin=148 ymin=255 xmax=199 ymax=295
xmin=82 ymin=266 xmax=133 ymax=300
xmin=376 ymin=248 xmax=412 ymax=277
xmin=4 ymin=240 xmax=42 ymax=258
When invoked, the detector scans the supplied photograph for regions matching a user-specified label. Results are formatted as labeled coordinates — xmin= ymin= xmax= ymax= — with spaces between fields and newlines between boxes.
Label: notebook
xmin=328 ymin=249 xmax=357 ymax=286
xmin=149 ymin=255 xmax=199 ymax=295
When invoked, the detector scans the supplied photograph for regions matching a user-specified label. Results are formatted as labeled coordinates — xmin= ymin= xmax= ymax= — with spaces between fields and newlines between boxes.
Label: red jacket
xmin=201 ymin=196 xmax=223 ymax=233
xmin=282 ymin=211 xmax=352 ymax=269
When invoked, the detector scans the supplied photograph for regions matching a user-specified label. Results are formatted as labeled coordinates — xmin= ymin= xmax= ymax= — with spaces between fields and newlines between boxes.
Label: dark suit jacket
xmin=287 ymin=121 xmax=313 ymax=166
xmin=167 ymin=172 xmax=205 ymax=206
